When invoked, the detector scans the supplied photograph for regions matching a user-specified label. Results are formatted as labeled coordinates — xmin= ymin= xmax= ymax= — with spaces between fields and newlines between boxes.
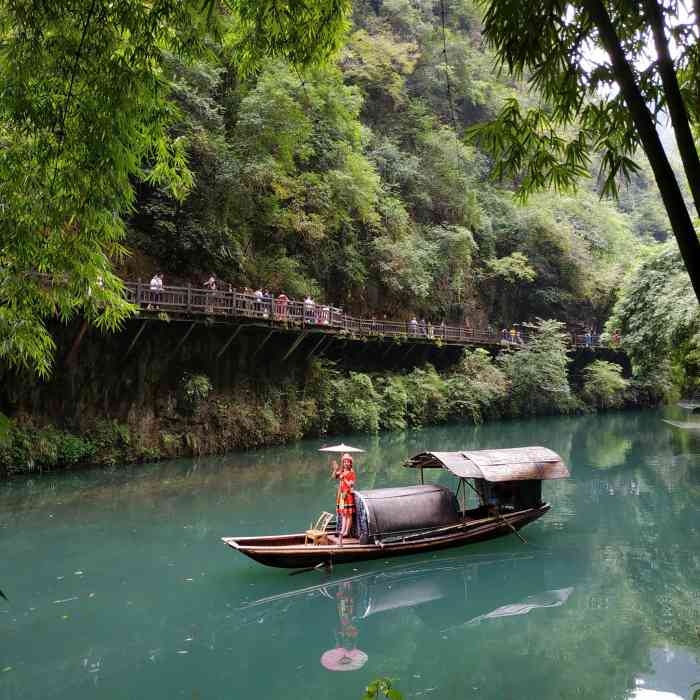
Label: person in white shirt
xmin=149 ymin=272 xmax=163 ymax=309
xmin=204 ymin=274 xmax=217 ymax=312
xmin=303 ymin=295 xmax=315 ymax=323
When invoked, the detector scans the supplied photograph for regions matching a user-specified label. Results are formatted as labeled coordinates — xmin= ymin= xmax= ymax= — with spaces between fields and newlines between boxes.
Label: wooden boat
xmin=662 ymin=419 xmax=700 ymax=431
xmin=677 ymin=391 xmax=700 ymax=413
xmin=222 ymin=446 xmax=569 ymax=569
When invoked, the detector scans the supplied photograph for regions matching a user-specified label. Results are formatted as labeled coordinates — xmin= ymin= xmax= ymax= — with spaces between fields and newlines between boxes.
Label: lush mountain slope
xmin=124 ymin=0 xmax=665 ymax=332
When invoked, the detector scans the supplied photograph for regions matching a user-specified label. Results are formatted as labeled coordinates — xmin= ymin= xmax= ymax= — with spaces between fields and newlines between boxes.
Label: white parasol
xmin=318 ymin=443 xmax=365 ymax=453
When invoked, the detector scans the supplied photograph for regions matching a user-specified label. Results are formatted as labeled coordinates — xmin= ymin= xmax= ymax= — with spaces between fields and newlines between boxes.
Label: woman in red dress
xmin=333 ymin=454 xmax=356 ymax=545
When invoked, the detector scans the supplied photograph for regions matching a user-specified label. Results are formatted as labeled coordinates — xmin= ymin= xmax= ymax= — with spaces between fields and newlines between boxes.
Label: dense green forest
xmin=126 ymin=1 xmax=650 ymax=321
xmin=122 ymin=0 xmax=695 ymax=385
xmin=1 ymin=0 xmax=699 ymax=473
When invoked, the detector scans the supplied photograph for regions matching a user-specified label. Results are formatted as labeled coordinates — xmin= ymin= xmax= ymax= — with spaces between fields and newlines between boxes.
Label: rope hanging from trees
xmin=438 ymin=0 xmax=472 ymax=181
xmin=439 ymin=0 xmax=461 ymax=136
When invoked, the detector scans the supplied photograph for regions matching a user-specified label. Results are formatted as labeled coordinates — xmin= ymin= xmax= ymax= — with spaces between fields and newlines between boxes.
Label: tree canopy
xmin=0 ymin=0 xmax=691 ymax=384
xmin=607 ymin=243 xmax=699 ymax=394
xmin=0 ymin=0 xmax=350 ymax=375
xmin=471 ymin=0 xmax=700 ymax=302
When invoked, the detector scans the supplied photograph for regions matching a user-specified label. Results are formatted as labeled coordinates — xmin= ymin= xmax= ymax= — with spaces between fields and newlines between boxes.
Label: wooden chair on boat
xmin=305 ymin=511 xmax=334 ymax=545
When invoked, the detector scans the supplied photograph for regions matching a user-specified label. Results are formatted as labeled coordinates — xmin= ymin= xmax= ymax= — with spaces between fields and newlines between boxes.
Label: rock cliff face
xmin=1 ymin=316 xmax=467 ymax=422
xmin=0 ymin=316 xmax=467 ymax=473
xmin=0 ymin=316 xmax=631 ymax=476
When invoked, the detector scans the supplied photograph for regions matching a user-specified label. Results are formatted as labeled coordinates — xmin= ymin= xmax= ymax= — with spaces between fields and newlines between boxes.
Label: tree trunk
xmin=645 ymin=0 xmax=700 ymax=217
xmin=583 ymin=0 xmax=700 ymax=303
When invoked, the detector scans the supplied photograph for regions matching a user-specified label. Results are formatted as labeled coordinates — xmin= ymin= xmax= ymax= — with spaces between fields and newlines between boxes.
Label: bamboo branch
xmin=582 ymin=0 xmax=700 ymax=302
xmin=645 ymin=0 xmax=700 ymax=217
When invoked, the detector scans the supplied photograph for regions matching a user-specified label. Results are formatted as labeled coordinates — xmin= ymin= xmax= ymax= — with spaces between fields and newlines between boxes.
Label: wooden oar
xmin=289 ymin=560 xmax=331 ymax=576
xmin=495 ymin=510 xmax=528 ymax=544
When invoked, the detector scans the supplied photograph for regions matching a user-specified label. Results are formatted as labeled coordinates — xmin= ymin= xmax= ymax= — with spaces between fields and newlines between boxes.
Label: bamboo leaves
xmin=467 ymin=96 xmax=642 ymax=199
xmin=472 ymin=0 xmax=700 ymax=299
xmin=227 ymin=0 xmax=352 ymax=76
xmin=0 ymin=0 xmax=351 ymax=374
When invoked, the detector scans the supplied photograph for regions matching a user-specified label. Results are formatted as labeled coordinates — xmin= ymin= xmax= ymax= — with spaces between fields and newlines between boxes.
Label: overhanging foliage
xmin=471 ymin=0 xmax=700 ymax=301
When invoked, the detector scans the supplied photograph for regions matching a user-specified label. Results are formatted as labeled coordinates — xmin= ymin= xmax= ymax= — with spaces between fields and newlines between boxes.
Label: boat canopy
xmin=354 ymin=484 xmax=459 ymax=543
xmin=405 ymin=446 xmax=569 ymax=482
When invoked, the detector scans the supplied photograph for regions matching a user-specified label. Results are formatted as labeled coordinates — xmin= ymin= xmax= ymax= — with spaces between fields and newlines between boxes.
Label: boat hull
xmin=222 ymin=504 xmax=550 ymax=568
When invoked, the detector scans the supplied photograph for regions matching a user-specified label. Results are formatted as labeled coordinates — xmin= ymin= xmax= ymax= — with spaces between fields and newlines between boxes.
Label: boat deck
xmin=326 ymin=535 xmax=359 ymax=545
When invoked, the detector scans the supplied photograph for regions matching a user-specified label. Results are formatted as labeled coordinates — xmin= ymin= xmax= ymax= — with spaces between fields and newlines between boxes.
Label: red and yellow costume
xmin=336 ymin=467 xmax=356 ymax=514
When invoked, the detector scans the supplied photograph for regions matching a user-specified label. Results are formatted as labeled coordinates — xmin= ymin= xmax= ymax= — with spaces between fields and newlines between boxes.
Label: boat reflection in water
xmin=240 ymin=551 xmax=577 ymax=672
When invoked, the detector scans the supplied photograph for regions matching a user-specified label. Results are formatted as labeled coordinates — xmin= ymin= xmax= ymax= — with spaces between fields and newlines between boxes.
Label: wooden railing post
xmin=137 ymin=279 xmax=143 ymax=307
xmin=187 ymin=283 xmax=192 ymax=312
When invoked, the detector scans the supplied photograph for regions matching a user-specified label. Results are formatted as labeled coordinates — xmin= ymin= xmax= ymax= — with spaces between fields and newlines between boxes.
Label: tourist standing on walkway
xmin=148 ymin=272 xmax=163 ymax=309
xmin=204 ymin=274 xmax=217 ymax=312
xmin=262 ymin=289 xmax=273 ymax=318
xmin=304 ymin=295 xmax=315 ymax=324
xmin=204 ymin=274 xmax=216 ymax=291
xmin=276 ymin=291 xmax=289 ymax=320
xmin=254 ymin=287 xmax=263 ymax=315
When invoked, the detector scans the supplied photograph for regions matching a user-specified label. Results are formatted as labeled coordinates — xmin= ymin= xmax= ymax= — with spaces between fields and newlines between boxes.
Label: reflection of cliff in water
xmin=240 ymin=551 xmax=580 ymax=637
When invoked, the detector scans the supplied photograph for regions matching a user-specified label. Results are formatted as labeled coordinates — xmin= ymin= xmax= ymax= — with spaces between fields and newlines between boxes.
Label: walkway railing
xmin=123 ymin=281 xmax=605 ymax=349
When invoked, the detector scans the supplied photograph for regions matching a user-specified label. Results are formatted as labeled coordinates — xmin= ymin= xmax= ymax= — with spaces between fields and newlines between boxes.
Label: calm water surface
xmin=2 ymin=409 xmax=700 ymax=700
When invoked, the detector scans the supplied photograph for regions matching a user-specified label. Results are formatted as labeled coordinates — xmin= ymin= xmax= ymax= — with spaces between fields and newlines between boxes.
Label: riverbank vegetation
xmin=0 ymin=321 xmax=636 ymax=476
xmin=607 ymin=244 xmax=700 ymax=398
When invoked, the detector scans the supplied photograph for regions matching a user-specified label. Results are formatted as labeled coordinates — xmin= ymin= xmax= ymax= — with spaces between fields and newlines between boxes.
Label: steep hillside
xmin=124 ymin=0 xmax=664 ymax=330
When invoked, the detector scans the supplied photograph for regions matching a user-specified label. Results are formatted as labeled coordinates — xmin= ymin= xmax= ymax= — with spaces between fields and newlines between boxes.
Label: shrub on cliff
xmin=499 ymin=319 xmax=575 ymax=416
xmin=304 ymin=359 xmax=340 ymax=435
xmin=332 ymin=372 xmax=381 ymax=433
xmin=445 ymin=349 xmax=509 ymax=423
xmin=403 ymin=365 xmax=449 ymax=427
xmin=377 ymin=376 xmax=409 ymax=432
xmin=581 ymin=361 xmax=628 ymax=409
xmin=88 ymin=419 xmax=131 ymax=465
xmin=179 ymin=373 xmax=213 ymax=414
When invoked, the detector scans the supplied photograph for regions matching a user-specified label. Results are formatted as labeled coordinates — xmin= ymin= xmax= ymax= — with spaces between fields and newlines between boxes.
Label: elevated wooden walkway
xmin=122 ymin=281 xmax=608 ymax=353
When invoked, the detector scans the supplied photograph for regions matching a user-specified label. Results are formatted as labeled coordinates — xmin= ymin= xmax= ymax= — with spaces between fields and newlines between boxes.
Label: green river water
xmin=1 ymin=408 xmax=700 ymax=700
